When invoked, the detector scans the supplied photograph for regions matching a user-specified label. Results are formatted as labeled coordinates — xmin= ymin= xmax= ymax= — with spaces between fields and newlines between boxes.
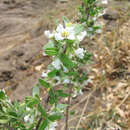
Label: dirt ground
xmin=0 ymin=0 xmax=130 ymax=129
xmin=0 ymin=0 xmax=81 ymax=100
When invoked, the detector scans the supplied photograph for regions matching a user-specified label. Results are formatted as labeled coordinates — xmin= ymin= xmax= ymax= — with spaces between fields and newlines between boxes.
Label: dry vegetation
xmin=58 ymin=1 xmax=130 ymax=129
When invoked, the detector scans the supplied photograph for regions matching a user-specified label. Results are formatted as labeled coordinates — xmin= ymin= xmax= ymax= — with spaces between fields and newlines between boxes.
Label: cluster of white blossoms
xmin=52 ymin=59 xmax=62 ymax=70
xmin=24 ymin=115 xmax=34 ymax=124
xmin=44 ymin=22 xmax=87 ymax=42
xmin=75 ymin=48 xmax=85 ymax=59
xmin=45 ymin=121 xmax=58 ymax=130
xmin=42 ymin=21 xmax=89 ymax=87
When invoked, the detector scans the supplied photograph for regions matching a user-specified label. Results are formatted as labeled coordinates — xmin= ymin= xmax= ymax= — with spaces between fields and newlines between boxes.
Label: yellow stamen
xmin=66 ymin=22 xmax=72 ymax=27
xmin=62 ymin=31 xmax=69 ymax=37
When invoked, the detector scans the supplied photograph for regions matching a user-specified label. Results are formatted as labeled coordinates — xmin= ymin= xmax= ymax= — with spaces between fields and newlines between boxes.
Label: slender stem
xmin=65 ymin=85 xmax=72 ymax=130
xmin=5 ymin=124 xmax=14 ymax=130
xmin=35 ymin=117 xmax=42 ymax=130
xmin=35 ymin=93 xmax=49 ymax=130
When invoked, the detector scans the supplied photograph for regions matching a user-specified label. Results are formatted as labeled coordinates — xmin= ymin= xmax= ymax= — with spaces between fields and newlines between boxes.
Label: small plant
xmin=0 ymin=0 xmax=107 ymax=130
xmin=78 ymin=0 xmax=107 ymax=34
xmin=40 ymin=18 xmax=91 ymax=129
xmin=82 ymin=109 xmax=126 ymax=130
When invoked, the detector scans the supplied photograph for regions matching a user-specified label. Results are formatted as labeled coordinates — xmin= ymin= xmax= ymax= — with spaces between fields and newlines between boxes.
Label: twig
xmin=117 ymin=91 xmax=130 ymax=108
xmin=75 ymin=94 xmax=90 ymax=130
xmin=61 ymin=113 xmax=93 ymax=130
xmin=35 ymin=117 xmax=42 ymax=130
xmin=70 ymin=94 xmax=89 ymax=111
xmin=35 ymin=91 xmax=50 ymax=130
xmin=75 ymin=87 xmax=97 ymax=130
xmin=65 ymin=84 xmax=72 ymax=130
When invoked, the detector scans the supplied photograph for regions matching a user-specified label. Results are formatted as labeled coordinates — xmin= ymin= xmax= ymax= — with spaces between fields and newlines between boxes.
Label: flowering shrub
xmin=0 ymin=0 xmax=106 ymax=130
xmin=42 ymin=19 xmax=90 ymax=89
xmin=78 ymin=0 xmax=108 ymax=34
xmin=0 ymin=20 xmax=90 ymax=130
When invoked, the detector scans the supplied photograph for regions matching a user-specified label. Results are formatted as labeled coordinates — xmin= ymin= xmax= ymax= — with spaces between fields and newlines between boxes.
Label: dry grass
xmin=59 ymin=3 xmax=130 ymax=129
xmin=70 ymin=19 xmax=130 ymax=130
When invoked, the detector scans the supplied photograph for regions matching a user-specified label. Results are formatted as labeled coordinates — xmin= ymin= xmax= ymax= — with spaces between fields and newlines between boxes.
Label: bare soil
xmin=0 ymin=0 xmax=80 ymax=100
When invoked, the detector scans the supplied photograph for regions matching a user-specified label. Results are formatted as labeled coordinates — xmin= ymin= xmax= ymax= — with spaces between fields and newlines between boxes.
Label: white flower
xmin=24 ymin=115 xmax=30 ymax=123
xmin=26 ymin=107 xmax=31 ymax=111
xmin=63 ymin=66 xmax=68 ymax=72
xmin=24 ymin=115 xmax=34 ymax=124
xmin=29 ymin=116 xmax=34 ymax=124
xmin=102 ymin=0 xmax=108 ymax=4
xmin=88 ymin=27 xmax=93 ymax=32
xmin=1 ymin=89 xmax=5 ymax=93
xmin=69 ymin=53 xmax=73 ymax=59
xmin=52 ymin=59 xmax=62 ymax=70
xmin=56 ymin=24 xmax=64 ymax=33
xmin=75 ymin=48 xmax=85 ymax=59
xmin=44 ymin=30 xmax=54 ymax=38
xmin=45 ymin=121 xmax=58 ymax=130
xmin=54 ymin=33 xmax=64 ymax=41
xmin=63 ymin=79 xmax=70 ymax=84
xmin=41 ymin=72 xmax=48 ymax=78
xmin=77 ymin=31 xmax=87 ymax=41
xmin=96 ymin=29 xmax=102 ymax=34
xmin=54 ymin=24 xmax=75 ymax=41
xmin=42 ymin=52 xmax=47 ymax=56
xmin=92 ymin=16 xmax=97 ymax=21
xmin=49 ymin=122 xmax=58 ymax=130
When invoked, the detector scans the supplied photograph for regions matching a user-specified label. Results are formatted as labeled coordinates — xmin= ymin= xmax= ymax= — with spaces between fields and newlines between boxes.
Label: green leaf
xmin=38 ymin=104 xmax=48 ymax=118
xmin=38 ymin=119 xmax=48 ymax=130
xmin=8 ymin=112 xmax=17 ymax=118
xmin=62 ymin=16 xmax=70 ymax=24
xmin=57 ymin=104 xmax=68 ymax=110
xmin=0 ymin=116 xmax=9 ymax=124
xmin=0 ymin=90 xmax=6 ymax=100
xmin=56 ymin=90 xmax=69 ymax=97
xmin=74 ymin=24 xmax=84 ymax=35
xmin=59 ymin=53 xmax=77 ymax=69
xmin=25 ymin=96 xmax=40 ymax=108
xmin=43 ymin=41 xmax=54 ymax=50
xmin=48 ymin=114 xmax=62 ymax=121
xmin=84 ymin=0 xmax=88 ymax=5
xmin=65 ymin=71 xmax=78 ymax=76
xmin=70 ymin=110 xmax=75 ymax=115
xmin=39 ymin=79 xmax=50 ymax=88
xmin=45 ymin=48 xmax=58 ymax=56
xmin=32 ymin=85 xmax=40 ymax=97
xmin=49 ymin=89 xmax=57 ymax=105
xmin=48 ymin=69 xmax=58 ymax=78
xmin=0 ymin=119 xmax=9 ymax=124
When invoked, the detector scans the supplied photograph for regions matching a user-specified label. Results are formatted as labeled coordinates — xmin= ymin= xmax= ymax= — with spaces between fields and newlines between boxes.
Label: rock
xmin=14 ymin=60 xmax=29 ymax=70
xmin=12 ymin=50 xmax=24 ymax=57
xmin=105 ymin=20 xmax=117 ymax=32
xmin=3 ymin=0 xmax=10 ymax=4
xmin=0 ymin=70 xmax=14 ymax=82
xmin=58 ymin=0 xmax=68 ymax=3
xmin=103 ymin=9 xmax=120 ymax=20
xmin=16 ymin=63 xmax=29 ymax=71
